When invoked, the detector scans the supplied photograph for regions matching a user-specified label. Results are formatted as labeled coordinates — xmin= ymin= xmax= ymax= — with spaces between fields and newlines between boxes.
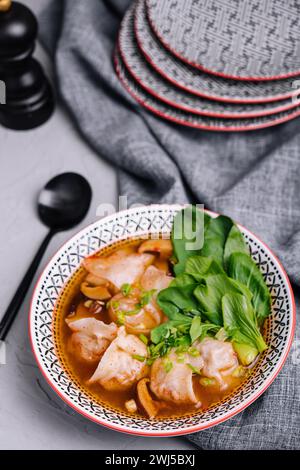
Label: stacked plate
xmin=114 ymin=0 xmax=300 ymax=131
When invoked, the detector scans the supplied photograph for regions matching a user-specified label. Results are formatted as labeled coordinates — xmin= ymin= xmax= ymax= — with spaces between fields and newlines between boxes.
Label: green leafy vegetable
xmin=200 ymin=215 xmax=233 ymax=266
xmin=149 ymin=327 xmax=190 ymax=363
xmin=227 ymin=252 xmax=271 ymax=326
xmin=185 ymin=255 xmax=225 ymax=280
xmin=175 ymin=335 xmax=191 ymax=350
xmin=150 ymin=322 xmax=173 ymax=345
xmin=215 ymin=327 xmax=228 ymax=341
xmin=189 ymin=315 xmax=219 ymax=343
xmin=189 ymin=316 xmax=202 ymax=344
xmin=171 ymin=206 xmax=208 ymax=275
xmin=145 ymin=206 xmax=271 ymax=365
xmin=223 ymin=224 xmax=249 ymax=268
xmin=194 ymin=274 xmax=253 ymax=325
xmin=222 ymin=292 xmax=267 ymax=364
xmin=232 ymin=342 xmax=259 ymax=366
xmin=171 ymin=273 xmax=197 ymax=287
xmin=157 ymin=283 xmax=200 ymax=319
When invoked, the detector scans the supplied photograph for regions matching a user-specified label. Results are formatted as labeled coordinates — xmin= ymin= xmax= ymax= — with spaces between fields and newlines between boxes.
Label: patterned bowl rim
xmin=114 ymin=52 xmax=300 ymax=133
xmin=29 ymin=205 xmax=296 ymax=437
xmin=145 ymin=0 xmax=300 ymax=82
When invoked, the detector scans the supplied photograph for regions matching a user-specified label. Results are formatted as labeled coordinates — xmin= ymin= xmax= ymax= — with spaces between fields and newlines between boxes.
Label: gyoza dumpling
xmin=108 ymin=266 xmax=173 ymax=335
xmin=198 ymin=338 xmax=238 ymax=389
xmin=67 ymin=318 xmax=117 ymax=364
xmin=88 ymin=326 xmax=149 ymax=391
xmin=83 ymin=248 xmax=154 ymax=290
xmin=108 ymin=290 xmax=162 ymax=335
xmin=140 ymin=265 xmax=173 ymax=292
xmin=150 ymin=349 xmax=204 ymax=405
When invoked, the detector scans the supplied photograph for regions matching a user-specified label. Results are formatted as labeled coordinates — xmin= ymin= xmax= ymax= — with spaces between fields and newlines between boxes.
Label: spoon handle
xmin=0 ymin=229 xmax=55 ymax=342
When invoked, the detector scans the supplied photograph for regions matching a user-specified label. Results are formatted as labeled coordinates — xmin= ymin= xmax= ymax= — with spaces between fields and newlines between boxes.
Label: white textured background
xmin=0 ymin=0 xmax=195 ymax=450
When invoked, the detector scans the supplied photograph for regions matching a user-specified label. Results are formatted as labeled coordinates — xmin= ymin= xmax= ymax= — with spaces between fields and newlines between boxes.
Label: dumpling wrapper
xmin=108 ymin=266 xmax=173 ymax=335
xmin=198 ymin=338 xmax=239 ymax=390
xmin=140 ymin=265 xmax=173 ymax=293
xmin=150 ymin=349 xmax=204 ymax=405
xmin=83 ymin=248 xmax=154 ymax=290
xmin=88 ymin=326 xmax=149 ymax=391
xmin=67 ymin=317 xmax=117 ymax=364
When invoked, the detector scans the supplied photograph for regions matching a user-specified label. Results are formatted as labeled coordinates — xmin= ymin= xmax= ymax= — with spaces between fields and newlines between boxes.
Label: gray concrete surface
xmin=0 ymin=0 xmax=196 ymax=451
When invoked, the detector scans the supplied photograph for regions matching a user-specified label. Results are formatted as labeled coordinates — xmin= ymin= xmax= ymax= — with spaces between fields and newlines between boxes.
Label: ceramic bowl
xmin=29 ymin=205 xmax=295 ymax=436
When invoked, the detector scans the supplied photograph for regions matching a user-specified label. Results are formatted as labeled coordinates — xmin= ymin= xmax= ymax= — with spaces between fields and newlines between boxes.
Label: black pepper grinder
xmin=0 ymin=0 xmax=54 ymax=130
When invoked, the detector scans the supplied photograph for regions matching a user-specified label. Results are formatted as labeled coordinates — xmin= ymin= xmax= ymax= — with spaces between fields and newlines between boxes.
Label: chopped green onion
xmin=110 ymin=300 xmax=120 ymax=310
xmin=121 ymin=283 xmax=132 ymax=297
xmin=132 ymin=354 xmax=146 ymax=362
xmin=146 ymin=358 xmax=155 ymax=366
xmin=139 ymin=334 xmax=148 ymax=345
xmin=175 ymin=352 xmax=185 ymax=363
xmin=187 ymin=363 xmax=201 ymax=375
xmin=124 ymin=307 xmax=141 ymax=316
xmin=188 ymin=347 xmax=200 ymax=357
xmin=199 ymin=377 xmax=216 ymax=386
xmin=175 ymin=344 xmax=189 ymax=354
xmin=163 ymin=358 xmax=173 ymax=373
xmin=116 ymin=311 xmax=125 ymax=325
xmin=232 ymin=365 xmax=247 ymax=378
xmin=139 ymin=289 xmax=156 ymax=307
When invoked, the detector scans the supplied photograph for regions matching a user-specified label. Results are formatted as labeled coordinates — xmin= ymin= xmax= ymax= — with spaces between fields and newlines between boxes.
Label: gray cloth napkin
xmin=40 ymin=0 xmax=299 ymax=450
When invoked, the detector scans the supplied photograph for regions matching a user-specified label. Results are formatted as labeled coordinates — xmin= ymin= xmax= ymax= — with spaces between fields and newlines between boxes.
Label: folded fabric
xmin=39 ymin=0 xmax=299 ymax=450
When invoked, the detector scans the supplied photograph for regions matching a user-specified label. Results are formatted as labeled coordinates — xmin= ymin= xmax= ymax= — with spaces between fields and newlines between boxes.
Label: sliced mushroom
xmin=153 ymin=258 xmax=169 ymax=273
xmin=137 ymin=378 xmax=160 ymax=419
xmin=80 ymin=281 xmax=112 ymax=300
xmin=85 ymin=274 xmax=118 ymax=293
xmin=85 ymin=273 xmax=108 ymax=286
xmin=138 ymin=239 xmax=173 ymax=260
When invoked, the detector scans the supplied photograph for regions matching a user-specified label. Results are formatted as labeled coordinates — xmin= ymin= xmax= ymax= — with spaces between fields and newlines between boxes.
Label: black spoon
xmin=0 ymin=172 xmax=92 ymax=341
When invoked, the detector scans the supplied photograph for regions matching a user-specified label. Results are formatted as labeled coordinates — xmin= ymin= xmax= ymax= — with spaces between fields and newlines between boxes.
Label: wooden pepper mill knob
xmin=0 ymin=0 xmax=12 ymax=12
xmin=0 ymin=0 xmax=55 ymax=130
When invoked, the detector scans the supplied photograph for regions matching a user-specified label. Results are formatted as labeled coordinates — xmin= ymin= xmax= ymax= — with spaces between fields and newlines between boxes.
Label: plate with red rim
xmin=29 ymin=205 xmax=295 ymax=436
xmin=119 ymin=4 xmax=300 ymax=119
xmin=135 ymin=0 xmax=300 ymax=104
xmin=146 ymin=0 xmax=300 ymax=82
xmin=115 ymin=50 xmax=300 ymax=132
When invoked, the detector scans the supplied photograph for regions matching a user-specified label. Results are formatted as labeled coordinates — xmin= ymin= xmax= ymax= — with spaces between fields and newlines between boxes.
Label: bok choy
xmin=150 ymin=206 xmax=271 ymax=366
